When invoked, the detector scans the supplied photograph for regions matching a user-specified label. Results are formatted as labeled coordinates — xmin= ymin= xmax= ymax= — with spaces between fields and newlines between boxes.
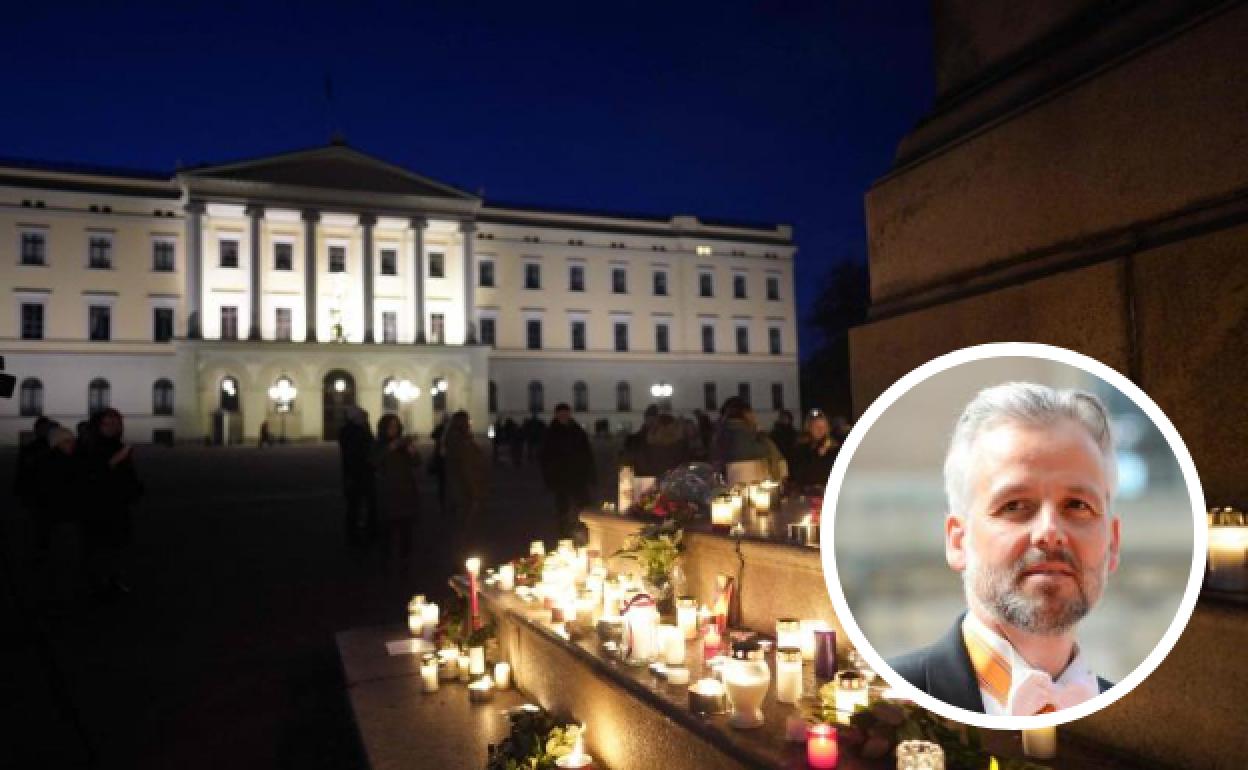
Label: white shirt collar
xmin=962 ymin=612 xmax=1097 ymax=716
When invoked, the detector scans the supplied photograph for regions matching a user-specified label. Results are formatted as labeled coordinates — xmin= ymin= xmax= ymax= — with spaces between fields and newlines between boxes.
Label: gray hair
xmin=943 ymin=382 xmax=1116 ymax=516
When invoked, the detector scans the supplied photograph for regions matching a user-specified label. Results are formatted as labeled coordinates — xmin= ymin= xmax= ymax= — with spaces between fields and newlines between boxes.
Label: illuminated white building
xmin=1 ymin=143 xmax=798 ymax=444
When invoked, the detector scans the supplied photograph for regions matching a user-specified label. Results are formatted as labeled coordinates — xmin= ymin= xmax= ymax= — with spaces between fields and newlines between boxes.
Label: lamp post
xmin=267 ymin=376 xmax=297 ymax=443
xmin=650 ymin=382 xmax=674 ymax=411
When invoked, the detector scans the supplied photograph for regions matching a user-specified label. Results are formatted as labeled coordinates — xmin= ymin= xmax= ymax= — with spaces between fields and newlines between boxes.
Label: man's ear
xmin=946 ymin=512 xmax=968 ymax=572
xmin=1107 ymin=514 xmax=1121 ymax=573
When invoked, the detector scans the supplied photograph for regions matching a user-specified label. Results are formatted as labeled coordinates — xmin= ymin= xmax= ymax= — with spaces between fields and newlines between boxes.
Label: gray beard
xmin=965 ymin=546 xmax=1105 ymax=636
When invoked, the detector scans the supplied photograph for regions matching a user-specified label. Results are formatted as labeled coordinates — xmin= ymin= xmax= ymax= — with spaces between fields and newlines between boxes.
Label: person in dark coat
xmin=374 ymin=414 xmax=422 ymax=576
xmin=444 ymin=410 xmax=490 ymax=561
xmin=539 ymin=404 xmax=597 ymax=538
xmin=631 ymin=413 xmax=692 ymax=479
xmin=15 ymin=416 xmax=57 ymax=555
xmin=338 ymin=405 xmax=376 ymax=545
xmin=769 ymin=410 xmax=799 ymax=469
xmin=790 ymin=411 xmax=839 ymax=491
xmin=429 ymin=414 xmax=449 ymax=512
xmin=79 ymin=409 xmax=143 ymax=596
xmin=522 ymin=413 xmax=546 ymax=463
xmin=621 ymin=404 xmax=659 ymax=471
xmin=503 ymin=417 xmax=523 ymax=467
xmin=711 ymin=398 xmax=788 ymax=480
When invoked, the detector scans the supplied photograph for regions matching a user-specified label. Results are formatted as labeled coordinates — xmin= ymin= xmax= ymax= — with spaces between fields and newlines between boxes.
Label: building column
xmin=184 ymin=200 xmax=205 ymax=339
xmin=460 ymin=220 xmax=477 ymax=344
xmin=302 ymin=209 xmax=320 ymax=342
xmin=246 ymin=203 xmax=265 ymax=340
xmin=410 ymin=216 xmax=427 ymax=344
xmin=360 ymin=213 xmax=377 ymax=344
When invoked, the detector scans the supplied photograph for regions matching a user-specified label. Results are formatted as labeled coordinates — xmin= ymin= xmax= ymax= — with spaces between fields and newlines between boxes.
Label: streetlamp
xmin=650 ymin=382 xmax=674 ymax=412
xmin=268 ymin=376 xmax=297 ymax=443
xmin=384 ymin=378 xmax=422 ymax=425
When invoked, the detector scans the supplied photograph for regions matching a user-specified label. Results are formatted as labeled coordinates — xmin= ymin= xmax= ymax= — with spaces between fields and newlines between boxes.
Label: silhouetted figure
xmin=711 ymin=398 xmax=788 ymax=479
xmin=429 ymin=414 xmax=449 ymax=511
xmin=503 ymin=417 xmax=522 ymax=467
xmin=338 ymin=405 xmax=376 ymax=545
xmin=791 ymin=411 xmax=839 ymax=491
xmin=769 ymin=409 xmax=799 ymax=469
xmin=444 ymin=410 xmax=489 ymax=561
xmin=539 ymin=404 xmax=597 ymax=539
xmin=621 ymin=404 xmax=659 ymax=470
xmin=79 ymin=409 xmax=143 ymax=597
xmin=258 ymin=420 xmax=274 ymax=448
xmin=15 ymin=416 xmax=57 ymax=555
xmin=374 ymin=414 xmax=421 ymax=576
xmin=693 ymin=410 xmax=714 ymax=461
xmin=522 ymin=413 xmax=545 ymax=463
xmin=631 ymin=413 xmax=691 ymax=479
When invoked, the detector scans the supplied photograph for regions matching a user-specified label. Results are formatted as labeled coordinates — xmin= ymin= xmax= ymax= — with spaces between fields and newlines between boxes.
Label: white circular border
xmin=819 ymin=342 xmax=1208 ymax=730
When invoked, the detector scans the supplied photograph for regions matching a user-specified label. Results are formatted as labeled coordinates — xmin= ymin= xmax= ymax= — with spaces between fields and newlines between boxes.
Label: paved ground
xmin=0 ymin=440 xmax=618 ymax=770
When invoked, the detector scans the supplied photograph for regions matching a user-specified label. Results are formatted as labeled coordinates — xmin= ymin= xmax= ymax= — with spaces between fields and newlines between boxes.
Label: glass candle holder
xmin=800 ymin=620 xmax=829 ymax=661
xmin=677 ymin=597 xmax=698 ymax=640
xmin=896 ymin=739 xmax=945 ymax=770
xmin=834 ymin=671 xmax=868 ymax=723
xmin=776 ymin=617 xmax=801 ymax=650
xmin=530 ymin=540 xmax=546 ymax=557
xmin=1208 ymin=507 xmax=1248 ymax=592
xmin=723 ymin=658 xmax=771 ymax=729
xmin=775 ymin=647 xmax=803 ymax=704
xmin=711 ymin=494 xmax=736 ymax=529
xmin=420 ymin=654 xmax=439 ymax=693
xmin=815 ymin=630 xmax=838 ymax=680
xmin=1022 ymin=726 xmax=1057 ymax=759
xmin=807 ymin=723 xmax=839 ymax=768
xmin=688 ymin=678 xmax=728 ymax=715
xmin=499 ymin=564 xmax=516 ymax=591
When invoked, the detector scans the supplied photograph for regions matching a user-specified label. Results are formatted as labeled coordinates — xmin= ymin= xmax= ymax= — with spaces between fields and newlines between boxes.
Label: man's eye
xmin=1001 ymin=500 xmax=1028 ymax=513
xmin=1066 ymin=499 xmax=1097 ymax=514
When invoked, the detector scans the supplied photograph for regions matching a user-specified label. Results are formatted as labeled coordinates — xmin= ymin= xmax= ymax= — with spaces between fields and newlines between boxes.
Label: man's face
xmin=946 ymin=418 xmax=1120 ymax=636
xmin=555 ymin=408 xmax=571 ymax=424
xmin=99 ymin=414 xmax=122 ymax=439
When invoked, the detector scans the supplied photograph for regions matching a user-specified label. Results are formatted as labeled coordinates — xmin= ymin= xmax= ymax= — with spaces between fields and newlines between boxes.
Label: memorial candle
xmin=421 ymin=603 xmax=439 ymax=642
xmin=806 ymin=724 xmax=838 ymax=769
xmin=494 ymin=661 xmax=512 ymax=689
xmin=499 ymin=564 xmax=516 ymax=591
xmin=554 ymin=729 xmax=593 ymax=769
xmin=814 ymin=630 xmax=838 ymax=680
xmin=711 ymin=494 xmax=735 ymax=529
xmin=799 ymin=619 xmax=829 ymax=661
xmin=1208 ymin=508 xmax=1248 ymax=592
xmin=469 ymin=645 xmax=486 ymax=677
xmin=420 ymin=655 xmax=439 ymax=693
xmin=775 ymin=647 xmax=803 ymax=703
xmin=677 ymin=596 xmax=698 ymax=640
xmin=458 ymin=654 xmax=472 ymax=682
xmin=776 ymin=618 xmax=801 ymax=650
xmin=896 ymin=740 xmax=945 ymax=769
xmin=703 ymin=625 xmax=723 ymax=659
xmin=1022 ymin=727 xmax=1057 ymax=759
xmin=660 ymin=624 xmax=686 ymax=665
xmin=530 ymin=540 xmax=546 ymax=557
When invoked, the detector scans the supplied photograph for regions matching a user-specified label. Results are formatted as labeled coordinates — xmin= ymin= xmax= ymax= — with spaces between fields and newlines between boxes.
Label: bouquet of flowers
xmin=511 ymin=553 xmax=544 ymax=586
xmin=486 ymin=706 xmax=583 ymax=770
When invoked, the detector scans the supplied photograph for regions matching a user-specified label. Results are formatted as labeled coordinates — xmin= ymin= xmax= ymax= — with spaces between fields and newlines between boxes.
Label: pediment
xmin=181 ymin=145 xmax=477 ymax=201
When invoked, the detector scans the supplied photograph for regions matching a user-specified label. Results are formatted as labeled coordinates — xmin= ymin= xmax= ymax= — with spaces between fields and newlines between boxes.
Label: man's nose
xmin=1031 ymin=501 xmax=1067 ymax=550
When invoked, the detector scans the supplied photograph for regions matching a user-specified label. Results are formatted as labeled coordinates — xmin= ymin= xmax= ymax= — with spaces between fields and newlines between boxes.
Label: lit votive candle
xmin=776 ymin=617 xmax=801 ymax=650
xmin=468 ymin=675 xmax=495 ymax=703
xmin=660 ymin=624 xmax=686 ymax=666
xmin=749 ymin=485 xmax=772 ymax=513
xmin=775 ymin=646 xmax=803 ymax=704
xmin=896 ymin=739 xmax=945 ymax=770
xmin=420 ymin=655 xmax=439 ymax=693
xmin=530 ymin=540 xmax=546 ymax=556
xmin=421 ymin=603 xmax=439 ymax=642
xmin=1022 ymin=726 xmax=1057 ymax=760
xmin=407 ymin=611 xmax=423 ymax=637
xmin=666 ymin=665 xmax=690 ymax=686
xmin=494 ymin=661 xmax=511 ymax=690
xmin=689 ymin=678 xmax=728 ymax=715
xmin=1208 ymin=509 xmax=1248 ymax=592
xmin=458 ymin=654 xmax=472 ymax=682
xmin=800 ymin=620 xmax=829 ymax=661
xmin=834 ymin=671 xmax=868 ymax=723
xmin=814 ymin=630 xmax=838 ymax=680
xmin=703 ymin=626 xmax=723 ymax=659
xmin=711 ymin=494 xmax=736 ymax=529
xmin=469 ymin=645 xmax=486 ymax=677
xmin=499 ymin=564 xmax=515 ymax=591
xmin=807 ymin=723 xmax=839 ymax=768
xmin=554 ymin=733 xmax=593 ymax=769
xmin=677 ymin=596 xmax=698 ymax=640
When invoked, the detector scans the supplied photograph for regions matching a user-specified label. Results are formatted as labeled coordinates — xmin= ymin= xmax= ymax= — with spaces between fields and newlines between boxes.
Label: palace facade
xmin=1 ymin=143 xmax=799 ymax=445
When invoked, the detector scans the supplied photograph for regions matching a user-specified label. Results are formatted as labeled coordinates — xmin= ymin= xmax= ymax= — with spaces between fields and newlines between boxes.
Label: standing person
xmin=711 ymin=398 xmax=787 ymax=480
xmin=693 ymin=409 xmax=714 ymax=461
xmin=621 ymin=404 xmax=659 ymax=471
xmin=444 ymin=410 xmax=489 ymax=560
xmin=373 ymin=414 xmax=422 ymax=577
xmin=15 ymin=416 xmax=57 ymax=557
xmin=338 ymin=405 xmax=376 ymax=545
xmin=79 ymin=409 xmax=143 ymax=597
xmin=523 ymin=412 xmax=546 ymax=463
xmin=538 ymin=403 xmax=597 ymax=539
xmin=790 ymin=411 xmax=839 ymax=491
xmin=429 ymin=413 xmax=449 ymax=512
xmin=632 ymin=413 xmax=691 ymax=479
xmin=769 ymin=409 xmax=799 ymax=470
xmin=503 ymin=417 xmax=523 ymax=467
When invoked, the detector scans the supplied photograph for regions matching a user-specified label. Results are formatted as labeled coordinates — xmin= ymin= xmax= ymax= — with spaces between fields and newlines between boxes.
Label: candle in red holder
xmin=466 ymin=557 xmax=482 ymax=630
xmin=807 ymin=723 xmax=838 ymax=768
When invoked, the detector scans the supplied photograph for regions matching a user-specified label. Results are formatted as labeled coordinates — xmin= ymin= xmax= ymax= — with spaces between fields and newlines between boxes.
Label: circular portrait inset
xmin=821 ymin=343 xmax=1206 ymax=729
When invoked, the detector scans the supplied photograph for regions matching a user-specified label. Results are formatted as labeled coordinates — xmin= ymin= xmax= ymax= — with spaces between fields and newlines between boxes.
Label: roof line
xmin=0 ymin=155 xmax=171 ymax=181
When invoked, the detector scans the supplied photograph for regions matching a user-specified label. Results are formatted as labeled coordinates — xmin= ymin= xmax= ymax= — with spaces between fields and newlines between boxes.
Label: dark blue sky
xmin=2 ymin=1 xmax=933 ymax=354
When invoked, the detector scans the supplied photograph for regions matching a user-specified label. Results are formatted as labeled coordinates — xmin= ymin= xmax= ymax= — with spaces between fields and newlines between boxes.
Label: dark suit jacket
xmin=887 ymin=613 xmax=1113 ymax=713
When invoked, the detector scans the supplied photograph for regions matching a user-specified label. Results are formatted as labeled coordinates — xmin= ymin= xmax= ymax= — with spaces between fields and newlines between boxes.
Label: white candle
xmin=407 ymin=612 xmax=423 ymax=637
xmin=530 ymin=540 xmax=546 ymax=556
xmin=660 ymin=624 xmax=686 ymax=666
xmin=420 ymin=656 xmax=439 ymax=693
xmin=1023 ymin=726 xmax=1057 ymax=759
xmin=407 ymin=594 xmax=426 ymax=613
xmin=624 ymin=600 xmax=660 ymax=665
xmin=775 ymin=647 xmax=803 ymax=704
xmin=666 ymin=665 xmax=690 ymax=685
xmin=468 ymin=675 xmax=495 ymax=702
xmin=677 ymin=597 xmax=698 ymax=640
xmin=711 ymin=495 xmax=735 ymax=528
xmin=469 ymin=645 xmax=485 ymax=677
xmin=465 ymin=557 xmax=481 ymax=577
xmin=421 ymin=603 xmax=439 ymax=642
xmin=1208 ymin=522 xmax=1248 ymax=592
xmin=834 ymin=671 xmax=868 ymax=723
xmin=722 ymin=659 xmax=770 ymax=729
xmin=776 ymin=618 xmax=801 ymax=650
xmin=799 ymin=619 xmax=829 ymax=661
xmin=458 ymin=654 xmax=472 ymax=682
xmin=749 ymin=486 xmax=771 ymax=512
xmin=494 ymin=661 xmax=511 ymax=690
xmin=499 ymin=564 xmax=515 ymax=591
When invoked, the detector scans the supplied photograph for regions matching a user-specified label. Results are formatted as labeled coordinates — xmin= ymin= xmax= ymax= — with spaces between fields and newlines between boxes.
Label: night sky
xmin=1 ymin=1 xmax=933 ymax=353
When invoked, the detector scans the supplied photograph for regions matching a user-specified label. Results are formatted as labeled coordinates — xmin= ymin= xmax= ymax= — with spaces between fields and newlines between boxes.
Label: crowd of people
xmin=13 ymin=409 xmax=144 ymax=600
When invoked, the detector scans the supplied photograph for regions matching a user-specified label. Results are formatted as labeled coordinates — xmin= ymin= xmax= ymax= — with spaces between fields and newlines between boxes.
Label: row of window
xmin=17 ymin=377 xmax=173 ymax=418
xmin=494 ymin=380 xmax=786 ymax=415
xmin=478 ymin=232 xmax=782 ymax=260
xmin=499 ymin=318 xmax=784 ymax=355
xmin=20 ymin=300 xmax=784 ymax=353
xmin=19 ymin=232 xmax=178 ymax=272
xmin=505 ymin=262 xmax=779 ymax=300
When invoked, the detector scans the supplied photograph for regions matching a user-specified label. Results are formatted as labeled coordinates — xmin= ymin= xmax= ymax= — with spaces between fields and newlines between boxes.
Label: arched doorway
xmin=323 ymin=369 xmax=357 ymax=441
